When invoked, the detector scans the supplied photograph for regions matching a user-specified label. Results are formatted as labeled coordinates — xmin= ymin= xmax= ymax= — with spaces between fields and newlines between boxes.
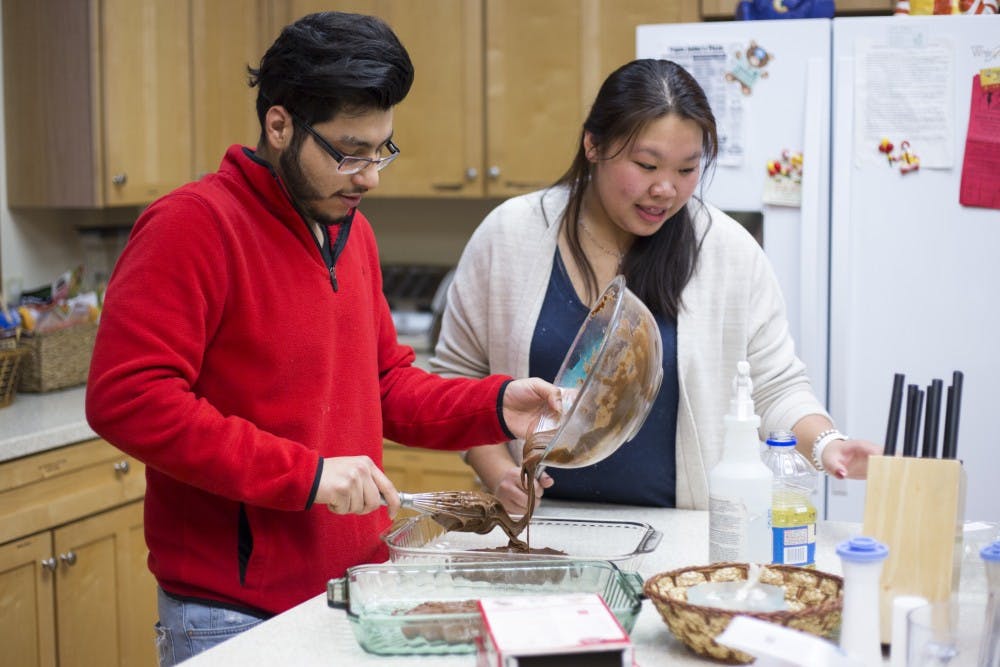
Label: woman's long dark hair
xmin=551 ymin=59 xmax=718 ymax=319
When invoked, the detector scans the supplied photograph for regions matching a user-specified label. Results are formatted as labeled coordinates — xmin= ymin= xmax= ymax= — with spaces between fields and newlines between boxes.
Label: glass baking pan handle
xmin=637 ymin=529 xmax=663 ymax=554
xmin=622 ymin=571 xmax=646 ymax=601
xmin=326 ymin=577 xmax=349 ymax=609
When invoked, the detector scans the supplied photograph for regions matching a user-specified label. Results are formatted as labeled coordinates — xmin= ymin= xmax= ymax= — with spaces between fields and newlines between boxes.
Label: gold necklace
xmin=579 ymin=219 xmax=624 ymax=262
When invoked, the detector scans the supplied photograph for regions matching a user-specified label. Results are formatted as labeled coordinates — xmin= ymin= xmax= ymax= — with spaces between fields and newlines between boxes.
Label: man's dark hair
xmin=247 ymin=11 xmax=414 ymax=132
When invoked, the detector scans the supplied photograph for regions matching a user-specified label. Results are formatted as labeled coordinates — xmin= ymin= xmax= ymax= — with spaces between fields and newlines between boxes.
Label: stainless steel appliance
xmin=381 ymin=263 xmax=454 ymax=353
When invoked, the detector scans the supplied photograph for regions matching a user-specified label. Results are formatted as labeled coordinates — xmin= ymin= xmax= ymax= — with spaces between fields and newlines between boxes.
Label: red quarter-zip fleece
xmin=86 ymin=145 xmax=511 ymax=614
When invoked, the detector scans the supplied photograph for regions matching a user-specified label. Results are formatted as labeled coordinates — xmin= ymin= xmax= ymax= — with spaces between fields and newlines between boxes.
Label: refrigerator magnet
xmin=762 ymin=150 xmax=804 ymax=207
xmin=725 ymin=41 xmax=773 ymax=95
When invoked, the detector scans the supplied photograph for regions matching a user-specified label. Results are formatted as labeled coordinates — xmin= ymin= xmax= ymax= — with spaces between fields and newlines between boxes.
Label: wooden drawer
xmin=0 ymin=439 xmax=145 ymax=545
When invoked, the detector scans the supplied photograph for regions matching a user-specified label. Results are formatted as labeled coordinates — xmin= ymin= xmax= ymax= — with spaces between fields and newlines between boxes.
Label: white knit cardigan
xmin=430 ymin=186 xmax=828 ymax=510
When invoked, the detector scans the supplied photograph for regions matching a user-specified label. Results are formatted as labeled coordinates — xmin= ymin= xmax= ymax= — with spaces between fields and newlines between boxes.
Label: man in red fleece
xmin=85 ymin=12 xmax=560 ymax=664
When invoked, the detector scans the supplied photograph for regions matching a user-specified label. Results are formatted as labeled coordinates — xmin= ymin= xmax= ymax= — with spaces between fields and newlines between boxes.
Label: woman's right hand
xmin=466 ymin=443 xmax=554 ymax=515
xmin=490 ymin=464 xmax=554 ymax=515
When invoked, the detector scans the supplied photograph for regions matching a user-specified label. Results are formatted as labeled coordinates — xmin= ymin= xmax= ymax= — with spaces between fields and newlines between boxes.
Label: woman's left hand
xmin=823 ymin=438 xmax=883 ymax=479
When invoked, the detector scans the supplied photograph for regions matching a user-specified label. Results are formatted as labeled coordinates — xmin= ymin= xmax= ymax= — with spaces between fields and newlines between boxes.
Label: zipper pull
xmin=329 ymin=265 xmax=338 ymax=292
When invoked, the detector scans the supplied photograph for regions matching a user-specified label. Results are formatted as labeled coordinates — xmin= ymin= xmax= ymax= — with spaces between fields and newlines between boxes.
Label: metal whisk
xmin=383 ymin=490 xmax=529 ymax=548
xmin=381 ymin=490 xmax=497 ymax=518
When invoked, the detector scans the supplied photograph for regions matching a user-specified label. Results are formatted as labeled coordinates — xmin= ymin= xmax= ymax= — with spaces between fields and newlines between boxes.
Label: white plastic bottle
xmin=837 ymin=536 xmax=889 ymax=667
xmin=709 ymin=361 xmax=773 ymax=564
xmin=762 ymin=430 xmax=818 ymax=567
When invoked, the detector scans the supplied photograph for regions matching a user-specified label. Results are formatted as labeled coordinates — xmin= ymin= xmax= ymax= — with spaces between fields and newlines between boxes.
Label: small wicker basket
xmin=643 ymin=562 xmax=844 ymax=664
xmin=17 ymin=322 xmax=98 ymax=392
xmin=0 ymin=346 xmax=29 ymax=408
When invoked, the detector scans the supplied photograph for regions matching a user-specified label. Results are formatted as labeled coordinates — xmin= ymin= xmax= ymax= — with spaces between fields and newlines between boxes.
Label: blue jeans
xmin=155 ymin=587 xmax=266 ymax=665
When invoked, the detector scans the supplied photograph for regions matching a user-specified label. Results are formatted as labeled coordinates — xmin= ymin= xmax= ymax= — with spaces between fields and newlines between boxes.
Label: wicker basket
xmin=17 ymin=322 xmax=98 ymax=392
xmin=1 ymin=347 xmax=29 ymax=407
xmin=643 ymin=562 xmax=844 ymax=664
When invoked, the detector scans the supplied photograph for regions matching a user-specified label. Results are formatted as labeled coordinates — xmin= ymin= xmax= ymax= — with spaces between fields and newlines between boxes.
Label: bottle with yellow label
xmin=762 ymin=430 xmax=817 ymax=567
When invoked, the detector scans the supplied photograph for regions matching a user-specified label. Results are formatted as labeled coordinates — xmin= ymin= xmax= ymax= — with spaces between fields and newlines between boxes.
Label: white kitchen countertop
xmin=0 ymin=385 xmax=95 ymax=463
xmin=184 ymin=502 xmax=879 ymax=667
xmin=0 ymin=348 xmax=433 ymax=466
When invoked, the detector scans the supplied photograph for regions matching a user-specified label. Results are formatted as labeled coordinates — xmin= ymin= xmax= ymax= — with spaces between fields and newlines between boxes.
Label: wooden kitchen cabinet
xmin=267 ymin=0 xmax=484 ymax=197
xmin=0 ymin=439 xmax=155 ymax=667
xmin=0 ymin=533 xmax=56 ymax=667
xmin=267 ymin=0 xmax=699 ymax=198
xmin=2 ymin=0 xmax=270 ymax=208
xmin=484 ymin=0 xmax=699 ymax=198
xmin=54 ymin=502 xmax=155 ymax=667
xmin=382 ymin=441 xmax=480 ymax=493
xmin=192 ymin=0 xmax=272 ymax=178
xmin=2 ymin=0 xmax=191 ymax=207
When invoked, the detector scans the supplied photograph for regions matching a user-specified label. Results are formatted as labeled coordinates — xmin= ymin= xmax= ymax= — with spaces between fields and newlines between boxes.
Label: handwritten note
xmin=959 ymin=74 xmax=1000 ymax=210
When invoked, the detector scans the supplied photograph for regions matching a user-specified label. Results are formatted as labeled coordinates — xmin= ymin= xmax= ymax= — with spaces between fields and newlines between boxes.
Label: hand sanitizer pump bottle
xmin=709 ymin=361 xmax=773 ymax=564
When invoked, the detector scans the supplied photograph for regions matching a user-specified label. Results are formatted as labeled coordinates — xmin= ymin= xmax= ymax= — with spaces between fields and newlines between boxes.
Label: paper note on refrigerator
xmin=853 ymin=31 xmax=954 ymax=169
xmin=959 ymin=73 xmax=1000 ymax=210
xmin=658 ymin=43 xmax=747 ymax=167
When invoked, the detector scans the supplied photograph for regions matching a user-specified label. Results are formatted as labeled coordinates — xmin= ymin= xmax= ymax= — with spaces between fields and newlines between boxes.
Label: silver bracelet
xmin=812 ymin=429 xmax=848 ymax=473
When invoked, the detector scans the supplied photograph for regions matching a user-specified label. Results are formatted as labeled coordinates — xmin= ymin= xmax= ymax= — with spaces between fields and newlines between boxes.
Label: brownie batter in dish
xmin=427 ymin=490 xmax=530 ymax=551
xmin=424 ymin=429 xmax=558 ymax=552
xmin=398 ymin=599 xmax=480 ymax=643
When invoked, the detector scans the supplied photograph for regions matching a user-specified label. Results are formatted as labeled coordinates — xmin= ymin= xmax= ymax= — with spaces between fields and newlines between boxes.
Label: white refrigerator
xmin=637 ymin=15 xmax=1000 ymax=523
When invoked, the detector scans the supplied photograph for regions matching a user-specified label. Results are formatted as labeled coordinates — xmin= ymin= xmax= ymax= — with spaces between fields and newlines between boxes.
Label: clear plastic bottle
xmin=709 ymin=361 xmax=773 ymax=564
xmin=762 ymin=430 xmax=818 ymax=567
xmin=979 ymin=540 xmax=1000 ymax=667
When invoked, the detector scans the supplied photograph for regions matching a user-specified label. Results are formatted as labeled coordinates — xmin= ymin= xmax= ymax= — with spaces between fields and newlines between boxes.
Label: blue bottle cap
xmin=982 ymin=541 xmax=1000 ymax=562
xmin=766 ymin=430 xmax=796 ymax=447
xmin=836 ymin=536 xmax=889 ymax=562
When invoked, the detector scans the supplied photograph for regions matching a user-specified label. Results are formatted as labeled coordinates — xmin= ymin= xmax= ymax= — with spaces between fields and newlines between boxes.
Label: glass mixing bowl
xmin=532 ymin=275 xmax=663 ymax=471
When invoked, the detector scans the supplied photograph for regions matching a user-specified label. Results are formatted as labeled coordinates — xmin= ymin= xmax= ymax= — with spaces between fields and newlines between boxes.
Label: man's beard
xmin=279 ymin=145 xmax=353 ymax=226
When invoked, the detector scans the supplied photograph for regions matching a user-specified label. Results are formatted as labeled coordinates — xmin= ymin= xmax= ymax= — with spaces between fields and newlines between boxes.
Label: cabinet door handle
xmin=59 ymin=552 xmax=77 ymax=566
xmin=505 ymin=181 xmax=546 ymax=190
xmin=432 ymin=167 xmax=480 ymax=191
xmin=114 ymin=460 xmax=131 ymax=474
xmin=112 ymin=173 xmax=128 ymax=186
xmin=487 ymin=165 xmax=501 ymax=179
xmin=40 ymin=557 xmax=58 ymax=571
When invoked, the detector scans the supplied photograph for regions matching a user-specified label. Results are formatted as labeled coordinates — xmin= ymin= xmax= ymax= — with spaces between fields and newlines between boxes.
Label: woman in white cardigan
xmin=430 ymin=59 xmax=880 ymax=513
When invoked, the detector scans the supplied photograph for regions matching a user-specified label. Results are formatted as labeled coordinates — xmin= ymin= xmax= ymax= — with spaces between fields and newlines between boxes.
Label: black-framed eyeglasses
xmin=292 ymin=114 xmax=400 ymax=175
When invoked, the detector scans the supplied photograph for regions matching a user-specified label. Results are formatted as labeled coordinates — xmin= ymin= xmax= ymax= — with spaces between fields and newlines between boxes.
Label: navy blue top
xmin=529 ymin=250 xmax=679 ymax=507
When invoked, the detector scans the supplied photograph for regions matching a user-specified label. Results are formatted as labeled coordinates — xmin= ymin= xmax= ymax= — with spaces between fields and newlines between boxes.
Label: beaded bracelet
xmin=812 ymin=429 xmax=848 ymax=473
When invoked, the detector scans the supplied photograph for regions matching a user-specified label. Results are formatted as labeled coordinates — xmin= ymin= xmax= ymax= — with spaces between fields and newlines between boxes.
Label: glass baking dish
xmin=327 ymin=559 xmax=644 ymax=655
xmin=382 ymin=515 xmax=662 ymax=572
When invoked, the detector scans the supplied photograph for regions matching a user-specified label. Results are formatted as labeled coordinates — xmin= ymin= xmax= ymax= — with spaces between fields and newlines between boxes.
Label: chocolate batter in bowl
xmin=529 ymin=275 xmax=663 ymax=476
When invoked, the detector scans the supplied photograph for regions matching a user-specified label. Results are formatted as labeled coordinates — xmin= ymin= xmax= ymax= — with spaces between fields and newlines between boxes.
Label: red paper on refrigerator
xmin=959 ymin=73 xmax=1000 ymax=210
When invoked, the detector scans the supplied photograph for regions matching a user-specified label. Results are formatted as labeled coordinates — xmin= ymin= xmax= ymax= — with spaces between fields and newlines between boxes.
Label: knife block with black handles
xmin=861 ymin=454 xmax=966 ymax=644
